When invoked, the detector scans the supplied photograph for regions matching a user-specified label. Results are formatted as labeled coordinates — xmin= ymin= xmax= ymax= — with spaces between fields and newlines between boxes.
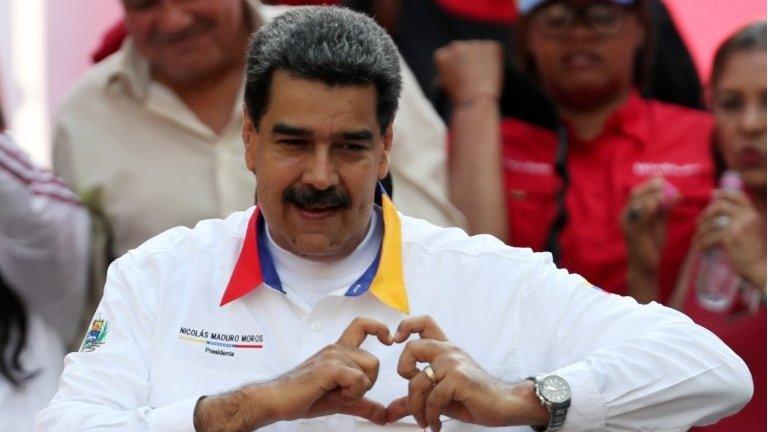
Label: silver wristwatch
xmin=528 ymin=374 xmax=571 ymax=432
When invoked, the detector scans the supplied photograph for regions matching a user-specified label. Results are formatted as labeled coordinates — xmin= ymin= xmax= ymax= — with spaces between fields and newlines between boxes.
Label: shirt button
xmin=311 ymin=321 xmax=322 ymax=331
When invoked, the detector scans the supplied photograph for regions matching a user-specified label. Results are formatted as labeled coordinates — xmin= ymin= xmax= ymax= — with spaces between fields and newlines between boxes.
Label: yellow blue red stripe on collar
xmin=220 ymin=188 xmax=409 ymax=314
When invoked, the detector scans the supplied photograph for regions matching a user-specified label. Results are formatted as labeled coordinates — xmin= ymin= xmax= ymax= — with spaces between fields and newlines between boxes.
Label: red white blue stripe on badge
xmin=178 ymin=334 xmax=263 ymax=349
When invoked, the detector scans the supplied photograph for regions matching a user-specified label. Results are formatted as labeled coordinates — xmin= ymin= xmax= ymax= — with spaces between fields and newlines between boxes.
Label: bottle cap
xmin=720 ymin=170 xmax=743 ymax=191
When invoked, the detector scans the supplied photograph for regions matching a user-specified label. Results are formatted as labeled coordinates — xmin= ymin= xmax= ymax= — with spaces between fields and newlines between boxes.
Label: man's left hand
xmin=385 ymin=316 xmax=549 ymax=431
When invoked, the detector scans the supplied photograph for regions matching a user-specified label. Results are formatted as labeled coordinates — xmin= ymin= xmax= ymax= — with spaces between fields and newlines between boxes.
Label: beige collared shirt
xmin=53 ymin=0 xmax=464 ymax=262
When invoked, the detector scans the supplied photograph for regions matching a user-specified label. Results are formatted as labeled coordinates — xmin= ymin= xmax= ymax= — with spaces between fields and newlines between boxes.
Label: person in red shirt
xmin=628 ymin=21 xmax=766 ymax=430
xmin=436 ymin=0 xmax=714 ymax=302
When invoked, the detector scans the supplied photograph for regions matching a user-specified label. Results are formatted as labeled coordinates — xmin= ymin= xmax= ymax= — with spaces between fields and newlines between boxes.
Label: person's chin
xmin=292 ymin=233 xmax=341 ymax=261
xmin=555 ymin=80 xmax=618 ymax=111
xmin=741 ymin=170 xmax=766 ymax=191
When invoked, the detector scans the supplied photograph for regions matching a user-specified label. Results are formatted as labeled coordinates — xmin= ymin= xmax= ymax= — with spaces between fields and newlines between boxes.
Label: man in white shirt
xmin=39 ymin=6 xmax=752 ymax=432
xmin=54 ymin=0 xmax=464 ymax=321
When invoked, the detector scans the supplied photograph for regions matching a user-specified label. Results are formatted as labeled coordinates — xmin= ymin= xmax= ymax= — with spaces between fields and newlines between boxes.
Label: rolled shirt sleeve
xmin=516 ymin=253 xmax=753 ymax=431
xmin=35 ymin=254 xmax=200 ymax=432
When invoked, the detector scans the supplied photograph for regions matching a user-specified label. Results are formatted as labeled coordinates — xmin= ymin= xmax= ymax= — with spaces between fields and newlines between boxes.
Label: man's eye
xmin=279 ymin=139 xmax=307 ymax=147
xmin=340 ymin=143 xmax=367 ymax=152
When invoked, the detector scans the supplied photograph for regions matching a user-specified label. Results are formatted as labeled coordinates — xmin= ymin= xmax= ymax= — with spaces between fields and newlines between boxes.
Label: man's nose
xmin=155 ymin=1 xmax=195 ymax=36
xmin=303 ymin=150 xmax=339 ymax=191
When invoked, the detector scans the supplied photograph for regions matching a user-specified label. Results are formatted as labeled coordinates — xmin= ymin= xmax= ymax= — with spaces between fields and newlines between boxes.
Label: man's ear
xmin=377 ymin=124 xmax=393 ymax=180
xmin=242 ymin=106 xmax=258 ymax=173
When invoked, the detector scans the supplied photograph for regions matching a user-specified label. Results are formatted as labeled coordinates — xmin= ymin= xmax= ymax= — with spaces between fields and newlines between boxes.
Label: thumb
xmin=385 ymin=396 xmax=411 ymax=423
xmin=339 ymin=398 xmax=388 ymax=425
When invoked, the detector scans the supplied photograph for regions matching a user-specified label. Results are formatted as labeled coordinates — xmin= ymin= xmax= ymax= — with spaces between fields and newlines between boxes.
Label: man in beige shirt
xmin=54 ymin=0 xmax=463 ymax=296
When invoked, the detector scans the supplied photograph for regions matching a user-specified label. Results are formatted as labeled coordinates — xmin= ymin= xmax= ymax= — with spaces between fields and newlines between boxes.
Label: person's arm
xmin=517 ymin=253 xmax=753 ymax=430
xmin=434 ymin=40 xmax=507 ymax=240
xmin=0 ymin=132 xmax=89 ymax=344
xmin=621 ymin=177 xmax=679 ymax=303
xmin=35 ymin=255 xmax=201 ymax=431
xmin=388 ymin=58 xmax=466 ymax=229
xmin=37 ymin=253 xmax=391 ymax=432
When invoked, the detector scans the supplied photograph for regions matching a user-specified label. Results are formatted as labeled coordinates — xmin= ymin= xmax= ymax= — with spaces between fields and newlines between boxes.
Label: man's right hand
xmin=193 ymin=317 xmax=393 ymax=431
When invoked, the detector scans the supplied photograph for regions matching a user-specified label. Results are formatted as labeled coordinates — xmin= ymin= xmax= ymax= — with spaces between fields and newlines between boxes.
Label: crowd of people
xmin=0 ymin=0 xmax=764 ymax=431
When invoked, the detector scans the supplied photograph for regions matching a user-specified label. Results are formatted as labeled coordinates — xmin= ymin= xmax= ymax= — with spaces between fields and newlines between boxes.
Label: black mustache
xmin=150 ymin=20 xmax=215 ymax=44
xmin=283 ymin=186 xmax=351 ymax=210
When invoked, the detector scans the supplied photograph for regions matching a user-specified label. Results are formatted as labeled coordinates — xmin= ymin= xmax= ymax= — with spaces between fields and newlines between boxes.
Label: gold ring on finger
xmin=423 ymin=365 xmax=437 ymax=385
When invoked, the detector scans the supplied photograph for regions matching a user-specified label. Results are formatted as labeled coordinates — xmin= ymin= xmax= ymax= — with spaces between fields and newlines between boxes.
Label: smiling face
xmin=525 ymin=0 xmax=644 ymax=110
xmin=712 ymin=49 xmax=767 ymax=190
xmin=243 ymin=70 xmax=392 ymax=261
xmin=121 ymin=0 xmax=248 ymax=84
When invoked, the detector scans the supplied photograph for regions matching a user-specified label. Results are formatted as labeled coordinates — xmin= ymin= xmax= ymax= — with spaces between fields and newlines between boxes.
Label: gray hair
xmin=244 ymin=6 xmax=402 ymax=133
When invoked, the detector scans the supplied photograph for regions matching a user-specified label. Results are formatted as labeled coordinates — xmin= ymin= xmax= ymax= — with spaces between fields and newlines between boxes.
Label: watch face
xmin=540 ymin=375 xmax=570 ymax=404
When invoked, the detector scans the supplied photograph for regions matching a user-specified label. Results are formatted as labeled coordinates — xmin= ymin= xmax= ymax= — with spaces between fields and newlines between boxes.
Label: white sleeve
xmin=0 ymin=132 xmax=89 ymax=344
xmin=516 ymin=254 xmax=753 ymax=431
xmin=35 ymin=255 xmax=201 ymax=432
xmin=389 ymin=59 xmax=466 ymax=229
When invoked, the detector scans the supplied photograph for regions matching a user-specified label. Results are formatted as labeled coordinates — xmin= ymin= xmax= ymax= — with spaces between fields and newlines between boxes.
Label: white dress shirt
xmin=37 ymin=194 xmax=752 ymax=431
xmin=0 ymin=132 xmax=89 ymax=431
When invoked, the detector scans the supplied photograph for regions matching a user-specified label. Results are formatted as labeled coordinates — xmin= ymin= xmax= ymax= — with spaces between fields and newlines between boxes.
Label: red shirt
xmin=683 ymin=269 xmax=766 ymax=431
xmin=501 ymin=93 xmax=714 ymax=301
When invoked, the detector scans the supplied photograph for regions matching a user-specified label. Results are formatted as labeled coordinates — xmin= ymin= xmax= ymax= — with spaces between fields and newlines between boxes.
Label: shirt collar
xmin=566 ymin=90 xmax=650 ymax=148
xmin=220 ymin=185 xmax=409 ymax=314
xmin=603 ymin=90 xmax=650 ymax=145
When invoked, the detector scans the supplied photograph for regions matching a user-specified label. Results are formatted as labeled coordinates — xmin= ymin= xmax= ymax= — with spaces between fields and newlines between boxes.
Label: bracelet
xmin=456 ymin=92 xmax=500 ymax=107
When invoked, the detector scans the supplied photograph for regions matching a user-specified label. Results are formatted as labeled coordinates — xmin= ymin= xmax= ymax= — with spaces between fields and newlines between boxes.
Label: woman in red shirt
xmin=627 ymin=21 xmax=766 ymax=430
xmin=437 ymin=0 xmax=713 ymax=302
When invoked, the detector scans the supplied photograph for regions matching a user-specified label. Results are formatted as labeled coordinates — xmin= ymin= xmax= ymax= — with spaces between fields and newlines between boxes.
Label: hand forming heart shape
xmin=259 ymin=315 xmax=548 ymax=432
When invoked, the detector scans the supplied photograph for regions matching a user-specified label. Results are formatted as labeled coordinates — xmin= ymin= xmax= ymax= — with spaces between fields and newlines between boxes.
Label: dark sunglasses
xmin=531 ymin=1 xmax=634 ymax=37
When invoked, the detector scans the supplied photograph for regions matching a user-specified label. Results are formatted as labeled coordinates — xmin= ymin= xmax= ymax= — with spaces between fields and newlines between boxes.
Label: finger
xmin=385 ymin=396 xmax=410 ymax=423
xmin=713 ymin=189 xmax=751 ymax=206
xmin=342 ymin=348 xmax=381 ymax=386
xmin=624 ymin=193 xmax=664 ymax=226
xmin=425 ymin=381 xmax=455 ymax=432
xmin=328 ymin=363 xmax=373 ymax=400
xmin=697 ymin=230 xmax=727 ymax=252
xmin=394 ymin=315 xmax=448 ymax=343
xmin=700 ymin=199 xmax=740 ymax=222
xmin=337 ymin=317 xmax=393 ymax=348
xmin=339 ymin=398 xmax=388 ymax=425
xmin=407 ymin=372 xmax=435 ymax=428
xmin=628 ymin=176 xmax=665 ymax=199
xmin=397 ymin=339 xmax=447 ymax=379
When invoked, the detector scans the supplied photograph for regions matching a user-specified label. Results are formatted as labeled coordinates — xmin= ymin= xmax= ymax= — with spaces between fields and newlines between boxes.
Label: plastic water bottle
xmin=695 ymin=171 xmax=743 ymax=312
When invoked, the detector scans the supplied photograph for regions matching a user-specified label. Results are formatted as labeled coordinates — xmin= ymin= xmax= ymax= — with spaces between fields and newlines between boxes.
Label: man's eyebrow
xmin=272 ymin=123 xmax=312 ymax=137
xmin=339 ymin=130 xmax=374 ymax=141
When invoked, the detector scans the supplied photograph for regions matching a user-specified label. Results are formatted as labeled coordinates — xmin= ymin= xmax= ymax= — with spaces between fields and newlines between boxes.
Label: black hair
xmin=513 ymin=0 xmax=653 ymax=263
xmin=244 ymin=6 xmax=402 ymax=134
xmin=0 ymin=270 xmax=36 ymax=387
